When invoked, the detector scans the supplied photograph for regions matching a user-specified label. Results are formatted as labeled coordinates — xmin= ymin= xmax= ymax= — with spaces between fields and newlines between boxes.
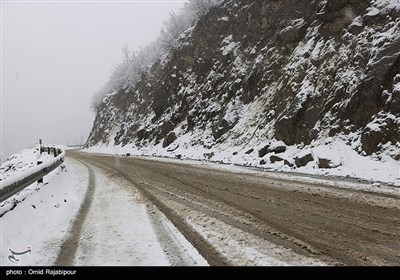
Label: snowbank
xmin=84 ymin=135 xmax=400 ymax=187
xmin=0 ymin=146 xmax=65 ymax=190
xmin=0 ymin=158 xmax=88 ymax=266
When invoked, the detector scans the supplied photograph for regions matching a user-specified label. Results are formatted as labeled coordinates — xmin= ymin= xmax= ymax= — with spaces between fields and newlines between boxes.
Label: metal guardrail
xmin=40 ymin=146 xmax=63 ymax=157
xmin=0 ymin=147 xmax=65 ymax=203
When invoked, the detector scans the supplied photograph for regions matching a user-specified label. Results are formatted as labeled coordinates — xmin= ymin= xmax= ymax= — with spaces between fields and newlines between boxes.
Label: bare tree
xmin=90 ymin=0 xmax=222 ymax=113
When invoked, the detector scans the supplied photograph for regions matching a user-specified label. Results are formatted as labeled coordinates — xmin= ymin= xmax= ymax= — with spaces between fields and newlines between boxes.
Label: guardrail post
xmin=54 ymin=148 xmax=57 ymax=157
xmin=37 ymin=161 xmax=43 ymax=183
xmin=39 ymin=139 xmax=43 ymax=154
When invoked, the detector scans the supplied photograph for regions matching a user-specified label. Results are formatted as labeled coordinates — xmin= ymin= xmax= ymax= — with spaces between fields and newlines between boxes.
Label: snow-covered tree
xmin=90 ymin=0 xmax=222 ymax=113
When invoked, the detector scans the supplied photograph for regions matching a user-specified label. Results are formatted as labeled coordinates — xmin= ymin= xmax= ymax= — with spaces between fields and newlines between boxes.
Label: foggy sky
xmin=1 ymin=0 xmax=186 ymax=160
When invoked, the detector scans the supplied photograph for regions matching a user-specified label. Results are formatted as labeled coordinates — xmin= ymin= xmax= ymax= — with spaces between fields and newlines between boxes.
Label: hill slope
xmin=86 ymin=0 xmax=400 ymax=183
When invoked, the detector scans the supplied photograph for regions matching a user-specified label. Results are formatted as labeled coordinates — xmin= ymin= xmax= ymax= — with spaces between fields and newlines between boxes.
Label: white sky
xmin=1 ymin=0 xmax=186 ymax=160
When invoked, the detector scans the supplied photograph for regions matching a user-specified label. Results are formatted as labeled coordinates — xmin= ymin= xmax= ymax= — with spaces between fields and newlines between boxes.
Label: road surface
xmin=65 ymin=151 xmax=400 ymax=266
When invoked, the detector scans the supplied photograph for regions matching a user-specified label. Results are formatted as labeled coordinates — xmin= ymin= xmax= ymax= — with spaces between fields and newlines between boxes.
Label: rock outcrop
xmin=87 ymin=0 xmax=400 ymax=163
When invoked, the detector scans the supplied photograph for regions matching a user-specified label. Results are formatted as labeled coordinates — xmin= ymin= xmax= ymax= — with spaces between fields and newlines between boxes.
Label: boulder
xmin=278 ymin=19 xmax=307 ymax=44
xmin=245 ymin=148 xmax=254 ymax=155
xmin=284 ymin=160 xmax=294 ymax=167
xmin=212 ymin=119 xmax=231 ymax=140
xmin=361 ymin=116 xmax=400 ymax=156
xmin=258 ymin=145 xmax=270 ymax=157
xmin=163 ymin=132 xmax=177 ymax=148
xmin=260 ymin=159 xmax=267 ymax=165
xmin=318 ymin=158 xmax=340 ymax=169
xmin=160 ymin=121 xmax=175 ymax=139
xmin=391 ymin=87 xmax=400 ymax=113
xmin=270 ymin=145 xmax=286 ymax=154
xmin=204 ymin=152 xmax=215 ymax=159
xmin=348 ymin=22 xmax=363 ymax=35
xmin=294 ymin=153 xmax=314 ymax=167
xmin=136 ymin=129 xmax=146 ymax=141
xmin=270 ymin=155 xmax=284 ymax=163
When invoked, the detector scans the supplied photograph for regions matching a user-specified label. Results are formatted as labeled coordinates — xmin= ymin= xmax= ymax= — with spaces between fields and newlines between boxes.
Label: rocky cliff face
xmin=87 ymin=0 xmax=400 ymax=168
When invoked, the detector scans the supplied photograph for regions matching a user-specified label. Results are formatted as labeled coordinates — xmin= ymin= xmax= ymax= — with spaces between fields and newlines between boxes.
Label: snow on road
xmin=188 ymin=219 xmax=324 ymax=266
xmin=74 ymin=167 xmax=170 ymax=266
xmin=0 ymin=158 xmax=88 ymax=266
xmin=1 ymin=151 xmax=207 ymax=266
xmin=147 ymin=180 xmax=326 ymax=266
xmin=74 ymin=164 xmax=207 ymax=266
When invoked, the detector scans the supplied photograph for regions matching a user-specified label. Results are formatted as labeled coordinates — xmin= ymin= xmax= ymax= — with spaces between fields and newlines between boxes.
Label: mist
xmin=1 ymin=0 xmax=186 ymax=160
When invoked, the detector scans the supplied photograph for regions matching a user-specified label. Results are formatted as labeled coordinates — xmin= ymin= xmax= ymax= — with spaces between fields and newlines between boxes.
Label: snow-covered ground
xmin=0 ymin=158 xmax=88 ymax=266
xmin=84 ymin=134 xmax=400 ymax=188
xmin=0 ymin=147 xmax=55 ymax=182
xmin=0 ymin=146 xmax=66 ymax=213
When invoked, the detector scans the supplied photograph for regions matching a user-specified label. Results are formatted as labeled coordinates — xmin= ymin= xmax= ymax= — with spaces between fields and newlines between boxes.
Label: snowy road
xmin=55 ymin=158 xmax=206 ymax=266
xmin=70 ymin=151 xmax=400 ymax=266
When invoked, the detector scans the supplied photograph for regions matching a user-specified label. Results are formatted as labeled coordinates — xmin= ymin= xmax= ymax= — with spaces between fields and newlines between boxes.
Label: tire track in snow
xmin=83 ymin=159 xmax=210 ymax=266
xmin=54 ymin=160 xmax=96 ymax=266
xmin=71 ymin=152 xmax=400 ymax=266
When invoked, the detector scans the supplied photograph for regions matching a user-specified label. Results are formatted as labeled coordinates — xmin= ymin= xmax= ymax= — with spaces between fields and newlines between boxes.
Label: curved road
xmin=68 ymin=151 xmax=400 ymax=266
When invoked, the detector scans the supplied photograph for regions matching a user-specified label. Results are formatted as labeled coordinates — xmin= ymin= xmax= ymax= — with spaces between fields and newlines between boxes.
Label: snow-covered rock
xmin=85 ymin=0 xmax=400 ymax=184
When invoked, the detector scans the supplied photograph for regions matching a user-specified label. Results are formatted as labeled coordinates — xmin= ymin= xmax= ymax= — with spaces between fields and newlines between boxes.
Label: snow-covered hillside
xmin=85 ymin=0 xmax=400 ymax=185
xmin=0 ymin=148 xmax=47 ymax=182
